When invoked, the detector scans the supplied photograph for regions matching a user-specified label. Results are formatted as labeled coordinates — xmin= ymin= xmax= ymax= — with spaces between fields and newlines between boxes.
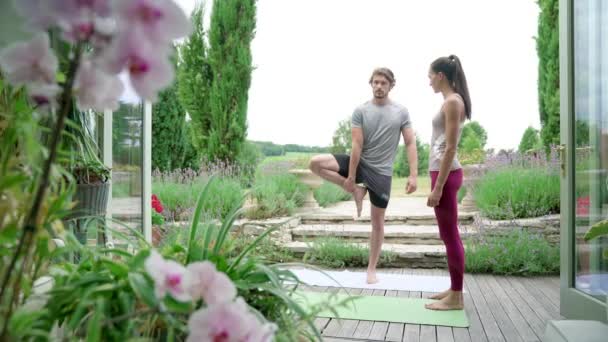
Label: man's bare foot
xmin=366 ymin=271 xmax=378 ymax=284
xmin=353 ymin=185 xmax=366 ymax=218
xmin=428 ymin=289 xmax=451 ymax=300
xmin=425 ymin=292 xmax=464 ymax=311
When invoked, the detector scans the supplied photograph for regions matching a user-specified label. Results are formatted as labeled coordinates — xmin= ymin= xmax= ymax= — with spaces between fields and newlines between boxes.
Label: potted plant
xmin=65 ymin=109 xmax=111 ymax=246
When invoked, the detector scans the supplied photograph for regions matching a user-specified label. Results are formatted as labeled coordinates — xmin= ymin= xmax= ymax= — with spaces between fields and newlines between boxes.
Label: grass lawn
xmin=258 ymin=152 xmax=316 ymax=169
xmin=259 ymin=153 xmax=432 ymax=198
xmin=391 ymin=176 xmax=431 ymax=197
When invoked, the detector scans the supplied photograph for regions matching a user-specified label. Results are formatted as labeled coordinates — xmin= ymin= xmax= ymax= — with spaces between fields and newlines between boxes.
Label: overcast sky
xmin=175 ymin=0 xmax=541 ymax=151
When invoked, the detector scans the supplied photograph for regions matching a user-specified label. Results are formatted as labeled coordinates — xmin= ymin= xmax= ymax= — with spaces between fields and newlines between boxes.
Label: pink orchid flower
xmin=49 ymin=0 xmax=113 ymax=42
xmin=113 ymin=0 xmax=192 ymax=44
xmin=244 ymin=322 xmax=278 ymax=342
xmin=26 ymin=82 xmax=62 ymax=108
xmin=144 ymin=250 xmax=191 ymax=302
xmin=187 ymin=298 xmax=275 ymax=342
xmin=0 ymin=33 xmax=58 ymax=86
xmin=14 ymin=0 xmax=59 ymax=31
xmin=100 ymin=29 xmax=174 ymax=101
xmin=74 ymin=58 xmax=123 ymax=111
xmin=186 ymin=261 xmax=237 ymax=305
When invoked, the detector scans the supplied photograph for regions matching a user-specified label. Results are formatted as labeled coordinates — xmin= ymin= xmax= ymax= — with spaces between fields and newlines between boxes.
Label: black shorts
xmin=332 ymin=154 xmax=392 ymax=209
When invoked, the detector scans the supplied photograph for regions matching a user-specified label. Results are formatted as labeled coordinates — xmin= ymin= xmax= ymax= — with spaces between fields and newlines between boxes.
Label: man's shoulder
xmin=355 ymin=101 xmax=373 ymax=112
xmin=389 ymin=101 xmax=408 ymax=113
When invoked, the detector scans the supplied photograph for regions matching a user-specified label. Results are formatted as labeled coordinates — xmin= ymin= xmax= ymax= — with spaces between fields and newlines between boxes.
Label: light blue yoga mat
xmin=295 ymin=291 xmax=469 ymax=328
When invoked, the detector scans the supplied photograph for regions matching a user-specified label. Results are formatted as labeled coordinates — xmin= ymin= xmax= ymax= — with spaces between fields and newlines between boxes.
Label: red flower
xmin=576 ymin=196 xmax=590 ymax=216
xmin=152 ymin=194 xmax=164 ymax=213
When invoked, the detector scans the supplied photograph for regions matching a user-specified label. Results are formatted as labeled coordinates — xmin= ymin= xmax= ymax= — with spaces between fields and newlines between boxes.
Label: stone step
xmin=291 ymin=224 xmax=477 ymax=245
xmin=300 ymin=212 xmax=475 ymax=226
xmin=283 ymin=241 xmax=447 ymax=268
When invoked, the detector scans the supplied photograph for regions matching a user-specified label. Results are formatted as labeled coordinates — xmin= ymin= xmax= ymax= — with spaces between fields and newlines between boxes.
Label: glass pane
xmin=111 ymin=75 xmax=144 ymax=244
xmin=573 ymin=0 xmax=608 ymax=299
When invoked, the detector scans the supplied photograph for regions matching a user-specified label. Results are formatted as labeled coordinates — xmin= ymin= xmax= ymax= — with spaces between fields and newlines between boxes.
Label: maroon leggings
xmin=430 ymin=169 xmax=464 ymax=291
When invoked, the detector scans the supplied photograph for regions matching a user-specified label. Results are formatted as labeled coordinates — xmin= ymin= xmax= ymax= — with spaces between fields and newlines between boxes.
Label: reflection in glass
xmin=111 ymin=74 xmax=144 ymax=243
xmin=573 ymin=0 xmax=608 ymax=299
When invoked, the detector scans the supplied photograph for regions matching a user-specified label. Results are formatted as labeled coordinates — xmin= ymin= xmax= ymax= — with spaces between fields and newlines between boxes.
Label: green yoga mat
xmin=296 ymin=291 xmax=469 ymax=328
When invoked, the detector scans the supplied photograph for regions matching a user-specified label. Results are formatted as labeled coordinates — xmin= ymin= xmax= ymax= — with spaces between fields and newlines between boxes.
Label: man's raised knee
xmin=309 ymin=156 xmax=320 ymax=174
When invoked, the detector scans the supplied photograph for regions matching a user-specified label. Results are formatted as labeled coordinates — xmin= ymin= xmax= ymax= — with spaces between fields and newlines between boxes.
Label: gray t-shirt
xmin=351 ymin=101 xmax=412 ymax=176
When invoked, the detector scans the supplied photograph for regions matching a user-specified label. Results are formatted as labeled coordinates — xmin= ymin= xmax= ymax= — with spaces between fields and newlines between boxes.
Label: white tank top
xmin=429 ymin=96 xmax=465 ymax=171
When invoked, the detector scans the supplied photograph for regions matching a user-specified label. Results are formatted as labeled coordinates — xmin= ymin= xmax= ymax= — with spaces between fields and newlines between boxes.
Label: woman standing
xmin=425 ymin=55 xmax=471 ymax=311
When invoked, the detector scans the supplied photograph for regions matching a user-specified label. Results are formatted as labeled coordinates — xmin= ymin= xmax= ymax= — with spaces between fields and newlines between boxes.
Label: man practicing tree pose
xmin=309 ymin=67 xmax=418 ymax=283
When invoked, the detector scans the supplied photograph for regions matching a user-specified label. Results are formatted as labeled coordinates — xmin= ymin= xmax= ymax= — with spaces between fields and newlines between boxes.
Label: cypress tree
xmin=537 ymin=0 xmax=560 ymax=148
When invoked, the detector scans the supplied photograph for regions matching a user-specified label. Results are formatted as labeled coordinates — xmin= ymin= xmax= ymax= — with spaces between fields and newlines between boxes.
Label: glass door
xmin=560 ymin=0 xmax=608 ymax=321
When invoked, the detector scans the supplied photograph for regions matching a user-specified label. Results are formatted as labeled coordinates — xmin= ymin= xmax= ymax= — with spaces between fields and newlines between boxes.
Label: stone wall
xmin=471 ymin=214 xmax=561 ymax=244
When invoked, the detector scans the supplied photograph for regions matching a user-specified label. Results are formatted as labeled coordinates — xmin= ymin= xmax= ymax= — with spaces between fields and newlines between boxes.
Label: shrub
xmin=304 ymin=238 xmax=398 ymax=268
xmin=153 ymin=181 xmax=200 ymax=221
xmin=473 ymin=167 xmax=560 ymax=219
xmin=236 ymin=141 xmax=263 ymax=187
xmin=465 ymin=229 xmax=560 ymax=275
xmin=153 ymin=177 xmax=243 ymax=221
xmin=201 ymin=177 xmax=244 ymax=219
xmin=457 ymin=186 xmax=467 ymax=204
xmin=314 ymin=182 xmax=351 ymax=207
xmin=247 ymin=174 xmax=306 ymax=219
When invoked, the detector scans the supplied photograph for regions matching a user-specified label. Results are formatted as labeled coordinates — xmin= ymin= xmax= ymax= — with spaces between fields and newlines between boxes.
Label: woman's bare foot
xmin=366 ymin=271 xmax=378 ymax=284
xmin=428 ymin=289 xmax=451 ymax=300
xmin=353 ymin=185 xmax=366 ymax=218
xmin=425 ymin=291 xmax=464 ymax=311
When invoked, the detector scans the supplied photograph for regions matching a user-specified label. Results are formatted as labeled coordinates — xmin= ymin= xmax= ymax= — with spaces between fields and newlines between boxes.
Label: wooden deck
xmin=312 ymin=268 xmax=562 ymax=342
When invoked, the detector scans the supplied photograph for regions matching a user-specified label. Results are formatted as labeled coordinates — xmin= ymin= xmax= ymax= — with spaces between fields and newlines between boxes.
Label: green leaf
xmin=0 ymin=224 xmax=18 ymax=244
xmin=213 ymin=205 xmax=245 ymax=255
xmin=85 ymin=299 xmax=105 ymax=342
xmin=128 ymin=273 xmax=158 ymax=308
xmin=0 ymin=174 xmax=28 ymax=190
xmin=584 ymin=219 xmax=608 ymax=241
xmin=163 ymin=295 xmax=193 ymax=314
xmin=186 ymin=175 xmax=216 ymax=264
xmin=128 ymin=249 xmax=150 ymax=270
xmin=68 ymin=299 xmax=93 ymax=331
xmin=8 ymin=308 xmax=48 ymax=339
xmin=56 ymin=72 xmax=66 ymax=83
xmin=90 ymin=282 xmax=122 ymax=295
xmin=99 ymin=248 xmax=134 ymax=259
xmin=227 ymin=226 xmax=278 ymax=273
xmin=100 ymin=258 xmax=129 ymax=277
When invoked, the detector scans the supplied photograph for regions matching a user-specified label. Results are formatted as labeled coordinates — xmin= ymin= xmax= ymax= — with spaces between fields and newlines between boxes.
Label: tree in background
xmin=152 ymin=48 xmax=196 ymax=171
xmin=205 ymin=0 xmax=256 ymax=162
xmin=393 ymin=135 xmax=429 ymax=177
xmin=178 ymin=4 xmax=212 ymax=153
xmin=457 ymin=121 xmax=487 ymax=165
xmin=459 ymin=121 xmax=487 ymax=150
xmin=284 ymin=144 xmax=328 ymax=153
xmin=181 ymin=121 xmax=200 ymax=169
xmin=459 ymin=134 xmax=485 ymax=164
xmin=537 ymin=0 xmax=560 ymax=149
xmin=253 ymin=141 xmax=285 ymax=156
xmin=330 ymin=118 xmax=351 ymax=154
xmin=518 ymin=126 xmax=542 ymax=153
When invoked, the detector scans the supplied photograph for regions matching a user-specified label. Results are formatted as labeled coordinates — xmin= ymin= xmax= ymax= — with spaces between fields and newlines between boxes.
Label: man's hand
xmin=343 ymin=177 xmax=356 ymax=193
xmin=427 ymin=187 xmax=443 ymax=207
xmin=405 ymin=175 xmax=417 ymax=194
